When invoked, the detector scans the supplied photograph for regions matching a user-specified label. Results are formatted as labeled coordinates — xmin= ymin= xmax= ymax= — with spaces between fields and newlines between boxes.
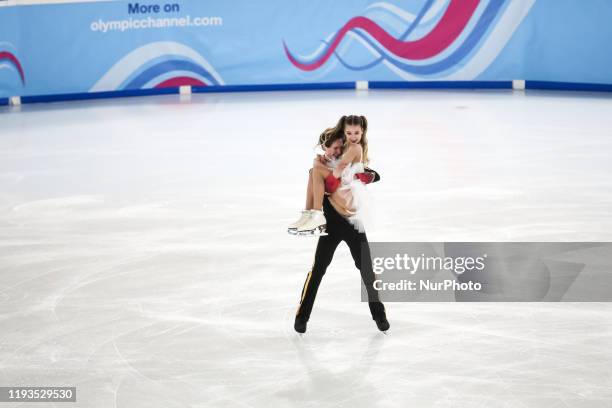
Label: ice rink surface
xmin=1 ymin=89 xmax=612 ymax=407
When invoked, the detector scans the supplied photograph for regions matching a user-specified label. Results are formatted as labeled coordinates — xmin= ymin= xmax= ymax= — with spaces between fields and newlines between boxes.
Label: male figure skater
xmin=294 ymin=134 xmax=389 ymax=334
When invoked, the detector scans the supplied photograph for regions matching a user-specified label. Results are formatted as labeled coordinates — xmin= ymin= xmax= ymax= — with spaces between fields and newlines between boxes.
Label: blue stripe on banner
xmin=124 ymin=60 xmax=220 ymax=89
xmin=369 ymin=81 xmax=512 ymax=89
xmin=0 ymin=98 xmax=8 ymax=106
xmin=526 ymin=81 xmax=612 ymax=92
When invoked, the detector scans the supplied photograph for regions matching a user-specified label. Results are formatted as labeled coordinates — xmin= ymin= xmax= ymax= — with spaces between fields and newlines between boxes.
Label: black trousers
xmin=296 ymin=195 xmax=386 ymax=321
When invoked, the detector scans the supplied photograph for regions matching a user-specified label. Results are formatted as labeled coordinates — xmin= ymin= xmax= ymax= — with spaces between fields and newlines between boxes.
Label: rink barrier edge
xmin=192 ymin=82 xmax=356 ymax=93
xmin=7 ymin=81 xmax=612 ymax=105
xmin=20 ymin=87 xmax=178 ymax=104
xmin=368 ymin=81 xmax=512 ymax=89
xmin=15 ymin=82 xmax=356 ymax=104
xmin=526 ymin=80 xmax=612 ymax=92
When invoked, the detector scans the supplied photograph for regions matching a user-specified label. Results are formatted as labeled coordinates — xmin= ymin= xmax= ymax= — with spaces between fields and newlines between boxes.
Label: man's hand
xmin=355 ymin=172 xmax=375 ymax=184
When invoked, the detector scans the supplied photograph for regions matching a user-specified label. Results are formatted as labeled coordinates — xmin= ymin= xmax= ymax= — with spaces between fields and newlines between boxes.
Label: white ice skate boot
xmin=288 ymin=210 xmax=312 ymax=234
xmin=296 ymin=209 xmax=327 ymax=236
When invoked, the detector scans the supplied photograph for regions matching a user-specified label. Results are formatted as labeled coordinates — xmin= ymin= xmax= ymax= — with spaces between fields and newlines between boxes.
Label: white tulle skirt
xmin=337 ymin=162 xmax=375 ymax=233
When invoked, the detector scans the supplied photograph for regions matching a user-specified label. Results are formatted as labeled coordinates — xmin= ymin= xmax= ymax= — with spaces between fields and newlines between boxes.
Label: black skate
xmin=294 ymin=317 xmax=308 ymax=334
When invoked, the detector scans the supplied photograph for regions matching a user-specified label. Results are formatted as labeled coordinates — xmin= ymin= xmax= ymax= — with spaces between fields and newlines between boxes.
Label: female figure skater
xmin=287 ymin=127 xmax=344 ymax=235
xmin=292 ymin=115 xmax=390 ymax=333
xmin=288 ymin=115 xmax=375 ymax=235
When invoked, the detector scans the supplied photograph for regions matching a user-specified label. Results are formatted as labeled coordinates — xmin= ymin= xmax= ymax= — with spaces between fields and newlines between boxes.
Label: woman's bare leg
xmin=312 ymin=166 xmax=331 ymax=211
xmin=305 ymin=169 xmax=314 ymax=210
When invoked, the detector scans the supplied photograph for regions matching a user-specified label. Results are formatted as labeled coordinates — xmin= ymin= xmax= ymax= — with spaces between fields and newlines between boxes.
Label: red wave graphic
xmin=284 ymin=0 xmax=480 ymax=71
xmin=0 ymin=51 xmax=25 ymax=84
xmin=154 ymin=76 xmax=207 ymax=88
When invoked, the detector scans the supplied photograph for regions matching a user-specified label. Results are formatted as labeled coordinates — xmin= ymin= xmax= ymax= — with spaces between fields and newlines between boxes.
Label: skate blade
xmin=287 ymin=228 xmax=298 ymax=235
xmin=295 ymin=226 xmax=327 ymax=237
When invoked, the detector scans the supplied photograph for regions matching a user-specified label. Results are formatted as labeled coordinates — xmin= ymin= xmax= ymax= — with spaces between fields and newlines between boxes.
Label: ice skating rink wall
xmin=2 ymin=0 xmax=612 ymax=104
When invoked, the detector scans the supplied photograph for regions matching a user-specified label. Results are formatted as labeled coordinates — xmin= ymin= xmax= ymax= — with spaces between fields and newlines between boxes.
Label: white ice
xmin=1 ymin=89 xmax=612 ymax=407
